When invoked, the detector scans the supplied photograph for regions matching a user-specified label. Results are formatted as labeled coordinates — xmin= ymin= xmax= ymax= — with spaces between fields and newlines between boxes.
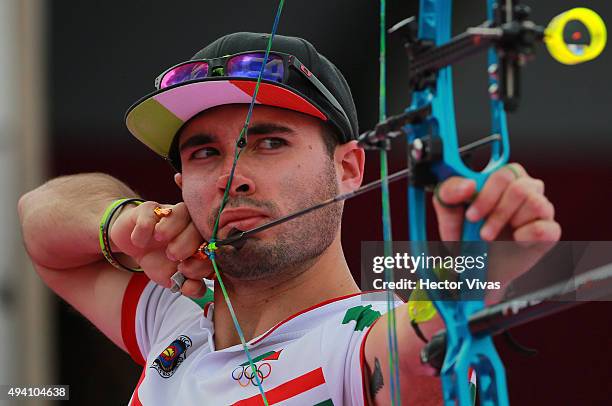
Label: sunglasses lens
xmin=227 ymin=53 xmax=284 ymax=82
xmin=160 ymin=61 xmax=209 ymax=88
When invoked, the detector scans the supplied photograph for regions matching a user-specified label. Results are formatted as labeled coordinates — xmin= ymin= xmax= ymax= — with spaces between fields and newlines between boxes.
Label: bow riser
xmin=406 ymin=0 xmax=512 ymax=404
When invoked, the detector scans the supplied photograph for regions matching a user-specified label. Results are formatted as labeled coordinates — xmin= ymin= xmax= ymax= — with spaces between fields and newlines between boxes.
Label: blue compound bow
xmin=357 ymin=1 xmax=607 ymax=405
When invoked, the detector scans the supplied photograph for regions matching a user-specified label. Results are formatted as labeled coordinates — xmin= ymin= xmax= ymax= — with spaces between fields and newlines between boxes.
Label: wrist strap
xmin=99 ymin=198 xmax=145 ymax=272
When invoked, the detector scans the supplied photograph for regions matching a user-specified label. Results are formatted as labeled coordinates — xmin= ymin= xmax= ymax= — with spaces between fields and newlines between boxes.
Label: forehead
xmin=177 ymin=104 xmax=325 ymax=145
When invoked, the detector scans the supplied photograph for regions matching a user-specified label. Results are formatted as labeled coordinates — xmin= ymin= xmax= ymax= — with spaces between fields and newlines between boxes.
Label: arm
xmin=363 ymin=307 xmax=444 ymax=406
xmin=18 ymin=173 xmax=141 ymax=351
xmin=19 ymin=172 xmax=214 ymax=354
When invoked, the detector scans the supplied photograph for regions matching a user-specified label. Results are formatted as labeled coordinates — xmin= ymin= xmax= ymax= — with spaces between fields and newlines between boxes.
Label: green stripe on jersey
xmin=342 ymin=305 xmax=382 ymax=331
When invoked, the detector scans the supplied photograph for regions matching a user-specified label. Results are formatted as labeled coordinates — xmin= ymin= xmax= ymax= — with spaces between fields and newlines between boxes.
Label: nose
xmin=216 ymin=169 xmax=256 ymax=197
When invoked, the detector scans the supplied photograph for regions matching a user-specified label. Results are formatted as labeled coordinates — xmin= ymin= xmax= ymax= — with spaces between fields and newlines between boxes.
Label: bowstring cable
xmin=379 ymin=1 xmax=402 ymax=404
xmin=207 ymin=2 xmax=285 ymax=404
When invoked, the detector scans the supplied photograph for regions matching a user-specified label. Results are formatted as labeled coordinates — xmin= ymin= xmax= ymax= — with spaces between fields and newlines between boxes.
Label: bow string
xmin=207 ymin=1 xmax=285 ymax=404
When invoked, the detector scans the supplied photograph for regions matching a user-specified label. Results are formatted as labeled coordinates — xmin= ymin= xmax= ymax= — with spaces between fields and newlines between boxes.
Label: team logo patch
xmin=231 ymin=349 xmax=282 ymax=387
xmin=150 ymin=335 xmax=192 ymax=378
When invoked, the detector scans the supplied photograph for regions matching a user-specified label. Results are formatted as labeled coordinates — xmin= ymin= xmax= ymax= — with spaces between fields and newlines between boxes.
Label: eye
xmin=255 ymin=137 xmax=288 ymax=150
xmin=190 ymin=147 xmax=220 ymax=159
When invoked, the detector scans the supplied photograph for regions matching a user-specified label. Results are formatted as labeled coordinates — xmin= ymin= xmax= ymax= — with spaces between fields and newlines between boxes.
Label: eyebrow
xmin=245 ymin=123 xmax=295 ymax=136
xmin=179 ymin=133 xmax=217 ymax=153
xmin=179 ymin=123 xmax=295 ymax=152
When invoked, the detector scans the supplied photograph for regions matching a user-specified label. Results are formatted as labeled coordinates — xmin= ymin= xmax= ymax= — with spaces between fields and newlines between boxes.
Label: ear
xmin=334 ymin=140 xmax=365 ymax=193
xmin=174 ymin=172 xmax=183 ymax=190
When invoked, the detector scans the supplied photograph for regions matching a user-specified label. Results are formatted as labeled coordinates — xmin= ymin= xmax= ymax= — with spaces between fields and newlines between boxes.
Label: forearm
xmin=18 ymin=172 xmax=139 ymax=269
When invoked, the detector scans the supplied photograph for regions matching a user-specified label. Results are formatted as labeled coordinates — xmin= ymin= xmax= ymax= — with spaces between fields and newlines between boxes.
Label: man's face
xmin=176 ymin=104 xmax=343 ymax=280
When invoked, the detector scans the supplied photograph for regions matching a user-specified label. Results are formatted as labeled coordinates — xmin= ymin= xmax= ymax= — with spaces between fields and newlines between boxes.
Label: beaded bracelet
xmin=98 ymin=198 xmax=145 ymax=272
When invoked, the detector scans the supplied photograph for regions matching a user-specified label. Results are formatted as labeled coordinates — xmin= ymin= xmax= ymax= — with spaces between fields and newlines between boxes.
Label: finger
xmin=180 ymin=278 xmax=207 ymax=298
xmin=130 ymin=201 xmax=162 ymax=248
xmin=154 ymin=202 xmax=190 ymax=242
xmin=137 ymin=250 xmax=179 ymax=288
xmin=466 ymin=164 xmax=528 ymax=222
xmin=433 ymin=177 xmax=476 ymax=241
xmin=436 ymin=177 xmax=477 ymax=206
xmin=510 ymin=193 xmax=555 ymax=229
xmin=178 ymin=257 xmax=215 ymax=280
xmin=513 ymin=220 xmax=562 ymax=242
xmin=480 ymin=177 xmax=545 ymax=240
xmin=166 ymin=222 xmax=204 ymax=261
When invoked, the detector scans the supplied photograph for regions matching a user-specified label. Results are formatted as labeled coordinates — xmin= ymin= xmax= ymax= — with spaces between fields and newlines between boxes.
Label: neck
xmin=211 ymin=236 xmax=359 ymax=350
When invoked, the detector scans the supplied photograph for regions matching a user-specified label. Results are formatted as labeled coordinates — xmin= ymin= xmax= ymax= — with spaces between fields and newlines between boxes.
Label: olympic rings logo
xmin=231 ymin=362 xmax=272 ymax=387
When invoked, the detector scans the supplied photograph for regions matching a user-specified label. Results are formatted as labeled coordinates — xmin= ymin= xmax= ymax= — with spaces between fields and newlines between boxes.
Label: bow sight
xmin=359 ymin=3 xmax=607 ymax=190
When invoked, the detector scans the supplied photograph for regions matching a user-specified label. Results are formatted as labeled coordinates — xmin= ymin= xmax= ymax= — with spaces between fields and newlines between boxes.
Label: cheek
xmin=180 ymin=176 xmax=215 ymax=223
xmin=277 ymin=156 xmax=337 ymax=206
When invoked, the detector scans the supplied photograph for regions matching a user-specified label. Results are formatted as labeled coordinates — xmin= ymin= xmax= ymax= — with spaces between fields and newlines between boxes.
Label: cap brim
xmin=125 ymin=78 xmax=328 ymax=159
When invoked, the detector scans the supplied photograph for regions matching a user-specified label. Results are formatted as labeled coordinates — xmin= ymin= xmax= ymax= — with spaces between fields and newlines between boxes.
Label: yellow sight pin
xmin=545 ymin=7 xmax=607 ymax=65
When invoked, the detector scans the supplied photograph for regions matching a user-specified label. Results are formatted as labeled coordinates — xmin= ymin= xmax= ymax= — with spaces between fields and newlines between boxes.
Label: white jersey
xmin=121 ymin=273 xmax=402 ymax=406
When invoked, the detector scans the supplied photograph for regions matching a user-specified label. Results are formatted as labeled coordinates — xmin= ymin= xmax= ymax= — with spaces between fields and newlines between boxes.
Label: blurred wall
xmin=2 ymin=1 xmax=53 ymax=406
xmin=36 ymin=0 xmax=612 ymax=404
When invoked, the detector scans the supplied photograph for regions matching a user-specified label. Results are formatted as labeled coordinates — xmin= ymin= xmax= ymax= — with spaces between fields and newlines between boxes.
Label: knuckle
xmin=178 ymin=260 xmax=196 ymax=278
xmin=181 ymin=280 xmax=203 ymax=297
xmin=167 ymin=238 xmax=198 ymax=261
xmin=493 ymin=167 xmax=515 ymax=184
xmin=174 ymin=202 xmax=187 ymax=213
xmin=508 ymin=181 xmax=528 ymax=201
xmin=472 ymin=192 xmax=494 ymax=211
xmin=165 ymin=244 xmax=180 ymax=261
xmin=530 ymin=221 xmax=550 ymax=240
xmin=484 ymin=216 xmax=503 ymax=235
xmin=510 ymin=162 xmax=526 ymax=175
xmin=139 ymin=201 xmax=158 ymax=213
xmin=145 ymin=268 xmax=173 ymax=289
xmin=528 ymin=195 xmax=552 ymax=219
xmin=447 ymin=221 xmax=463 ymax=237
xmin=532 ymin=178 xmax=545 ymax=193
xmin=154 ymin=228 xmax=167 ymax=241
xmin=136 ymin=212 xmax=154 ymax=228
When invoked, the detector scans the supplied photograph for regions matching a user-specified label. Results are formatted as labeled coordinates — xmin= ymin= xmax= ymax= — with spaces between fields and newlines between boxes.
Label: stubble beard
xmin=212 ymin=159 xmax=342 ymax=281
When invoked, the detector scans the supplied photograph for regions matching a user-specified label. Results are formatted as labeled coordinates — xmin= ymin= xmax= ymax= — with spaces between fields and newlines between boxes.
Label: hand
xmin=433 ymin=163 xmax=562 ymax=242
xmin=110 ymin=201 xmax=214 ymax=297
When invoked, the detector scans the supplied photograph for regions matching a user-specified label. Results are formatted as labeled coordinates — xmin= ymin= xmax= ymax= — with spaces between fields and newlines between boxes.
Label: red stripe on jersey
xmin=262 ymin=349 xmax=282 ymax=361
xmin=203 ymin=302 xmax=213 ymax=318
xmin=232 ymin=367 xmax=326 ymax=406
xmin=230 ymin=81 xmax=327 ymax=121
xmin=121 ymin=273 xmax=150 ymax=366
xmin=251 ymin=292 xmax=364 ymax=345
xmin=130 ymin=367 xmax=146 ymax=406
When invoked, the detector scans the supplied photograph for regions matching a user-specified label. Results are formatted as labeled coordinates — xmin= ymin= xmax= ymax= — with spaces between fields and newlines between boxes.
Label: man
xmin=18 ymin=32 xmax=560 ymax=405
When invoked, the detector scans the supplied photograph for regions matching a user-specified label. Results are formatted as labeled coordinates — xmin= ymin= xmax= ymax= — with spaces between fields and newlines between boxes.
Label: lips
xmin=217 ymin=208 xmax=269 ymax=234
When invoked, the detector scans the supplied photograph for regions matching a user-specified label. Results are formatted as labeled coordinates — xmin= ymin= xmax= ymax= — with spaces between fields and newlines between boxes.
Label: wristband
xmin=99 ymin=198 xmax=145 ymax=272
